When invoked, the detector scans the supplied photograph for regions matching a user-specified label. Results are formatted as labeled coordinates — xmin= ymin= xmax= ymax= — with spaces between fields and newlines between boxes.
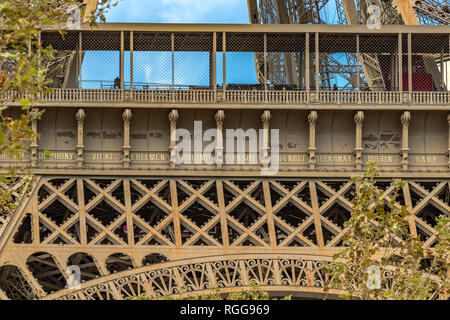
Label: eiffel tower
xmin=0 ymin=0 xmax=448 ymax=300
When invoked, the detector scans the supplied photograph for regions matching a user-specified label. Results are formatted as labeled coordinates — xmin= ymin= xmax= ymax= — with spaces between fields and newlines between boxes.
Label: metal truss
xmin=0 ymin=177 xmax=30 ymax=239
xmin=0 ymin=176 xmax=448 ymax=299
xmin=249 ymin=0 xmax=447 ymax=90
xmin=413 ymin=0 xmax=450 ymax=25
xmin=43 ymin=0 xmax=95 ymax=89
xmin=249 ymin=0 xmax=338 ymax=88
xmin=44 ymin=51 xmax=77 ymax=88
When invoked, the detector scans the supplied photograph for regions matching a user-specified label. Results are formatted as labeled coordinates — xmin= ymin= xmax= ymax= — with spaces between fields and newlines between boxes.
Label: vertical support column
xmin=356 ymin=34 xmax=361 ymax=104
xmin=400 ymin=111 xmax=411 ymax=171
xmin=309 ymin=181 xmax=324 ymax=248
xmin=215 ymin=110 xmax=225 ymax=169
xmin=37 ymin=31 xmax=41 ymax=70
xmin=130 ymin=31 xmax=134 ymax=92
xmin=77 ymin=178 xmax=87 ymax=245
xmin=122 ymin=109 xmax=132 ymax=169
xmin=262 ymin=180 xmax=277 ymax=248
xmin=171 ymin=33 xmax=175 ymax=93
xmin=307 ymin=111 xmax=318 ymax=170
xmin=30 ymin=109 xmax=38 ymax=168
xmin=354 ymin=111 xmax=364 ymax=170
xmin=402 ymin=183 xmax=417 ymax=237
xmin=216 ymin=180 xmax=229 ymax=247
xmin=305 ymin=32 xmax=310 ymax=102
xmin=75 ymin=108 xmax=85 ymax=168
xmin=398 ymin=33 xmax=403 ymax=101
xmin=32 ymin=193 xmax=39 ymax=245
xmin=169 ymin=180 xmax=182 ymax=247
xmin=407 ymin=33 xmax=412 ymax=100
xmin=123 ymin=179 xmax=135 ymax=246
xmin=212 ymin=32 xmax=217 ymax=99
xmin=120 ymin=31 xmax=124 ymax=91
xmin=222 ymin=32 xmax=226 ymax=94
xmin=392 ymin=50 xmax=397 ymax=91
xmin=440 ymin=48 xmax=444 ymax=90
xmin=261 ymin=110 xmax=271 ymax=168
xmin=264 ymin=33 xmax=268 ymax=92
xmin=447 ymin=114 xmax=450 ymax=170
xmin=169 ymin=109 xmax=179 ymax=168
xmin=78 ymin=32 xmax=82 ymax=88
xmin=315 ymin=32 xmax=320 ymax=100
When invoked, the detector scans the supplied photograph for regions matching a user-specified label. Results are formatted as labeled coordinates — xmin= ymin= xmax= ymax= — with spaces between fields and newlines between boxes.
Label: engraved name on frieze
xmin=131 ymin=152 xmax=167 ymax=161
xmin=85 ymin=152 xmax=116 ymax=161
xmin=367 ymin=155 xmax=394 ymax=163
xmin=317 ymin=154 xmax=353 ymax=163
xmin=38 ymin=151 xmax=75 ymax=161
xmin=412 ymin=155 xmax=444 ymax=164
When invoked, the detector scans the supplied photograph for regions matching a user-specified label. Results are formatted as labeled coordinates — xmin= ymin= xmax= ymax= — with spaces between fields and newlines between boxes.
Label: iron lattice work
xmin=0 ymin=176 xmax=448 ymax=299
xmin=413 ymin=0 xmax=450 ymax=25
xmin=248 ymin=0 xmax=448 ymax=90
xmin=0 ymin=178 xmax=30 ymax=237
xmin=249 ymin=0 xmax=339 ymax=88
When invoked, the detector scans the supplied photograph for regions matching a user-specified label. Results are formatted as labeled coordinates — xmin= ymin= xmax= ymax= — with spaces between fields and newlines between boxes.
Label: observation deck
xmin=2 ymin=23 xmax=449 ymax=110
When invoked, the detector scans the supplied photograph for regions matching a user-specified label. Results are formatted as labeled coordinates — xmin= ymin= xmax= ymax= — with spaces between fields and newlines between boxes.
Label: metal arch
xmin=42 ymin=253 xmax=346 ymax=300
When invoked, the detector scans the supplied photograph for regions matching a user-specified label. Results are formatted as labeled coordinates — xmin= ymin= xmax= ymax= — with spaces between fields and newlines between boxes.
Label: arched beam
xmin=42 ymin=254 xmax=340 ymax=300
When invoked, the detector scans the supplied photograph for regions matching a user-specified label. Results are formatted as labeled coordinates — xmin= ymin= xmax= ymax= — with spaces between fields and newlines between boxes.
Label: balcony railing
xmin=1 ymin=89 xmax=449 ymax=105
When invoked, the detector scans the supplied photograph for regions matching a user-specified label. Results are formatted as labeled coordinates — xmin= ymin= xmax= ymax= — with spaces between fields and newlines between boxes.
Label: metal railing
xmin=1 ymin=88 xmax=449 ymax=105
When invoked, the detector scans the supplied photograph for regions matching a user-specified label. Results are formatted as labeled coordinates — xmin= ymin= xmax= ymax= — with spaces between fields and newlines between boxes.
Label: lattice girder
xmin=0 ymin=176 xmax=448 ymax=300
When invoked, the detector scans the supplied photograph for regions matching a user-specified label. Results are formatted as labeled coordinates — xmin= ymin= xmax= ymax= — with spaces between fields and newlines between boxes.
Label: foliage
xmin=324 ymin=162 xmax=449 ymax=300
xmin=0 ymin=0 xmax=118 ymax=218
xmin=130 ymin=281 xmax=292 ymax=300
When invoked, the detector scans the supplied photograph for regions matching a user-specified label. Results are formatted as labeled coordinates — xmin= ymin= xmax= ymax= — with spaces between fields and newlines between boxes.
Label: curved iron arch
xmin=42 ymin=253 xmax=344 ymax=300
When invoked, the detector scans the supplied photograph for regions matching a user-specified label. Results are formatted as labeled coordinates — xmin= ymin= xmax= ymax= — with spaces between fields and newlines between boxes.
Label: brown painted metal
xmin=0 ymin=24 xmax=449 ymax=300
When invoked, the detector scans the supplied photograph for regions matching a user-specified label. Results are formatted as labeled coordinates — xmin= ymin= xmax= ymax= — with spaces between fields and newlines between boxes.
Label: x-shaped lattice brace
xmin=177 ymin=180 xmax=222 ymax=246
xmin=223 ymin=180 xmax=269 ymax=247
xmin=316 ymin=181 xmax=354 ymax=248
xmin=0 ymin=211 xmax=10 ymax=235
xmin=270 ymin=181 xmax=316 ymax=247
xmin=408 ymin=181 xmax=449 ymax=247
xmin=130 ymin=179 xmax=174 ymax=246
xmin=83 ymin=179 xmax=127 ymax=245
xmin=0 ymin=178 xmax=28 ymax=200
xmin=37 ymin=179 xmax=79 ymax=244
xmin=316 ymin=181 xmax=402 ymax=248
xmin=1 ymin=177 xmax=31 ymax=243
xmin=320 ymin=180 xmax=413 ymax=247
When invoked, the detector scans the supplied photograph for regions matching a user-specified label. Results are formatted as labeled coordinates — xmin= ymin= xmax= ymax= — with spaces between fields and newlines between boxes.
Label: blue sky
xmin=81 ymin=0 xmax=256 ymax=88
xmin=104 ymin=0 xmax=250 ymax=24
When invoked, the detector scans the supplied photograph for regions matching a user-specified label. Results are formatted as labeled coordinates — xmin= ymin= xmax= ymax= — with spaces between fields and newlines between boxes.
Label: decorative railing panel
xmin=2 ymin=89 xmax=449 ymax=105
